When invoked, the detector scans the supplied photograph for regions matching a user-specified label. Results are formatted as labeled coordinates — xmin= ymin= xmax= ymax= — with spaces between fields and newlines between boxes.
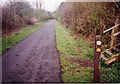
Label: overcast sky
xmin=41 ymin=0 xmax=65 ymax=12
xmin=1 ymin=0 xmax=118 ymax=12
xmin=28 ymin=0 xmax=65 ymax=12
xmin=0 ymin=0 xmax=65 ymax=12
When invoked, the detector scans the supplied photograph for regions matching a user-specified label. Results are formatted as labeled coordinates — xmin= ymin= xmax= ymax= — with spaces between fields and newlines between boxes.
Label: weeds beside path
xmin=55 ymin=21 xmax=94 ymax=82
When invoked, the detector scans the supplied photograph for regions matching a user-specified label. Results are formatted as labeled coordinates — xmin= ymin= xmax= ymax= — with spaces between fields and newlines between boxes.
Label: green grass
xmin=55 ymin=21 xmax=94 ymax=82
xmin=55 ymin=21 xmax=120 ymax=83
xmin=1 ymin=22 xmax=46 ymax=54
xmin=100 ymin=59 xmax=120 ymax=83
xmin=74 ymin=38 xmax=94 ymax=60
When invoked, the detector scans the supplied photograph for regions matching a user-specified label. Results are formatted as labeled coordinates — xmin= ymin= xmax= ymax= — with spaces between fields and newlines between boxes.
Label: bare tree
xmin=35 ymin=0 xmax=39 ymax=10
xmin=35 ymin=0 xmax=43 ymax=10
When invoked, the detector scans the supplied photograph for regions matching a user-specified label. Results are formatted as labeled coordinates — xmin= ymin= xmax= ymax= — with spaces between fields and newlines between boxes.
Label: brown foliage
xmin=2 ymin=2 xmax=34 ymax=36
xmin=55 ymin=2 xmax=120 ymax=48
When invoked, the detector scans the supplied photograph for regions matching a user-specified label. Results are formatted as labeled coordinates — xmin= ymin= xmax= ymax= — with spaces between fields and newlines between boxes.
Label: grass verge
xmin=100 ymin=58 xmax=120 ymax=82
xmin=55 ymin=21 xmax=120 ymax=83
xmin=1 ymin=22 xmax=46 ymax=54
xmin=55 ymin=21 xmax=94 ymax=82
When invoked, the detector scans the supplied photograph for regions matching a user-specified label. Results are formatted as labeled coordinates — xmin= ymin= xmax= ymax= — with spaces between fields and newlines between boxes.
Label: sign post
xmin=94 ymin=35 xmax=101 ymax=82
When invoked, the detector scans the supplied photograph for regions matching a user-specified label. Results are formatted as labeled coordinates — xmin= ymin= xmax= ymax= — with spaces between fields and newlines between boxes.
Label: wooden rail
xmin=103 ymin=23 xmax=120 ymax=48
xmin=94 ymin=22 xmax=120 ymax=82
xmin=113 ymin=31 xmax=120 ymax=36
xmin=103 ymin=23 xmax=120 ymax=34
xmin=105 ymin=53 xmax=120 ymax=65
xmin=101 ymin=22 xmax=120 ymax=65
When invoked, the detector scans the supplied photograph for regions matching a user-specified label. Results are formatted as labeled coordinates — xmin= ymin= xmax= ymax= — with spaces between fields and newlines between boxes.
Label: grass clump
xmin=55 ymin=21 xmax=94 ymax=82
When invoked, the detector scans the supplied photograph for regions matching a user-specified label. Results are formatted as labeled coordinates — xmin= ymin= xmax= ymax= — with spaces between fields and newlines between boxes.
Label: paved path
xmin=2 ymin=20 xmax=62 ymax=82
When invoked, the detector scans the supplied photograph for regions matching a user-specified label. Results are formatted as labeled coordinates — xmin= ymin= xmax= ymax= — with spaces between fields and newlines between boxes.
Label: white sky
xmin=28 ymin=0 xmax=65 ymax=12
xmin=0 ymin=0 xmax=65 ymax=12
xmin=1 ymin=0 xmax=119 ymax=12
xmin=41 ymin=0 xmax=65 ymax=12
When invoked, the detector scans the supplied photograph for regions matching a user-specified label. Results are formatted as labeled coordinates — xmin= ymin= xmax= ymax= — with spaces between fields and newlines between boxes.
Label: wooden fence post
xmin=110 ymin=26 xmax=115 ymax=48
xmin=94 ymin=35 xmax=101 ymax=82
xmin=110 ymin=17 xmax=119 ymax=48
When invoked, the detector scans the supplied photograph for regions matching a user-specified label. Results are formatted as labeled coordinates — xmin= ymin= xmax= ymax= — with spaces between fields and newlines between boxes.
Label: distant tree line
xmin=55 ymin=2 xmax=120 ymax=48
xmin=2 ymin=1 xmax=53 ymax=36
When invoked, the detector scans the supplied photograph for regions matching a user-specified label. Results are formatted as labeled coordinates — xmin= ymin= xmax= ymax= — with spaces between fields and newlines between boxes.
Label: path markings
xmin=94 ymin=35 xmax=101 ymax=82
